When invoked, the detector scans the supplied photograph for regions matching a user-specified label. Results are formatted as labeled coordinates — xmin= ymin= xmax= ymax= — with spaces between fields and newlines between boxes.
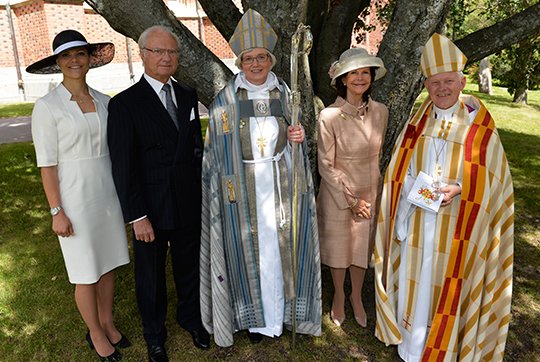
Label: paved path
xmin=0 ymin=117 xmax=32 ymax=144
xmin=0 ymin=102 xmax=209 ymax=145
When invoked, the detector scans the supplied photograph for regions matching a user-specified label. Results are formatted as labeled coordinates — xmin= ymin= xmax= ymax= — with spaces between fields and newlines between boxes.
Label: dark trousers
xmin=133 ymin=225 xmax=202 ymax=346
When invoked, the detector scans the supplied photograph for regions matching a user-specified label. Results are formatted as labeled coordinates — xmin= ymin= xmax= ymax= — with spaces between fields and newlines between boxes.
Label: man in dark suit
xmin=107 ymin=25 xmax=209 ymax=362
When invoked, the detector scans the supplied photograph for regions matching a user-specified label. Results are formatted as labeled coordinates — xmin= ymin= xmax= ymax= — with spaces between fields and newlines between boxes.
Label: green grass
xmin=0 ymin=85 xmax=539 ymax=361
xmin=0 ymin=103 xmax=34 ymax=118
xmin=464 ymin=84 xmax=540 ymax=362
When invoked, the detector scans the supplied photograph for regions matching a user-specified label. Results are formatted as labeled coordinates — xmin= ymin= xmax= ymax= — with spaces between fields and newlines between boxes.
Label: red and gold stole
xmin=421 ymin=100 xmax=495 ymax=361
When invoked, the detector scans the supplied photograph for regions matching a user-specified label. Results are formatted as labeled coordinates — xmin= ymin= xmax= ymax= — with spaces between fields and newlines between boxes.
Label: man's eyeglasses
xmin=143 ymin=48 xmax=180 ymax=57
xmin=241 ymin=53 xmax=271 ymax=65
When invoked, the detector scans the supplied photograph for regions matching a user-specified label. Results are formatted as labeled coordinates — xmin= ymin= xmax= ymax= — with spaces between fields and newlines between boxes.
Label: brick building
xmin=0 ymin=0 xmax=238 ymax=102
xmin=0 ymin=0 xmax=384 ymax=103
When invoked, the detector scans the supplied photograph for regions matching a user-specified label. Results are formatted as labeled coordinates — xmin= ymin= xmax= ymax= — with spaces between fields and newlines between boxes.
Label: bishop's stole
xmin=200 ymin=75 xmax=321 ymax=347
xmin=373 ymin=94 xmax=514 ymax=361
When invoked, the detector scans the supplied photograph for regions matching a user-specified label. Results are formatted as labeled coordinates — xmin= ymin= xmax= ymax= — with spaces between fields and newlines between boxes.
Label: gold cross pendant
xmin=256 ymin=136 xmax=267 ymax=156
xmin=435 ymin=163 xmax=443 ymax=180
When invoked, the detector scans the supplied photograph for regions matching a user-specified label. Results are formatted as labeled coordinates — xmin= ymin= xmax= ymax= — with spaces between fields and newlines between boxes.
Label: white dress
xmin=31 ymin=84 xmax=129 ymax=284
xmin=235 ymin=73 xmax=286 ymax=337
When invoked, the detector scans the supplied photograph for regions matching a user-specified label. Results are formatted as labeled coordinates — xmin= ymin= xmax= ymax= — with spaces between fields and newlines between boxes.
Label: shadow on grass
xmin=498 ymin=128 xmax=540 ymax=218
xmin=0 ymin=143 xmax=138 ymax=361
xmin=496 ymin=128 xmax=540 ymax=361
xmin=463 ymin=89 xmax=540 ymax=113
xmin=1 ymin=135 xmax=540 ymax=360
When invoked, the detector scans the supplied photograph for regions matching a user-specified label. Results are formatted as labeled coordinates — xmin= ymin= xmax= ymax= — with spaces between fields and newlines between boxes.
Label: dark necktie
xmin=162 ymin=83 xmax=179 ymax=129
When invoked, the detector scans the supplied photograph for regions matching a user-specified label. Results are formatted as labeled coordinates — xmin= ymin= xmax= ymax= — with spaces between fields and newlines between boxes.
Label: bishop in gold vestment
xmin=373 ymin=33 xmax=514 ymax=362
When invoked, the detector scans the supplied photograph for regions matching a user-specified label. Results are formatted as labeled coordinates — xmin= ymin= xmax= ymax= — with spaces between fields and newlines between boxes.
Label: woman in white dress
xmin=27 ymin=30 xmax=130 ymax=361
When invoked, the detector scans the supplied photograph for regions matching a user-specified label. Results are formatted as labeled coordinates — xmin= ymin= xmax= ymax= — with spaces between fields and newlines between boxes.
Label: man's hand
xmin=440 ymin=184 xmax=461 ymax=207
xmin=133 ymin=218 xmax=155 ymax=242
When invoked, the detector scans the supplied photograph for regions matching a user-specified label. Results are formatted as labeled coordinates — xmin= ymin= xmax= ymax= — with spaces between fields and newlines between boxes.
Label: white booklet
xmin=407 ymin=171 xmax=444 ymax=213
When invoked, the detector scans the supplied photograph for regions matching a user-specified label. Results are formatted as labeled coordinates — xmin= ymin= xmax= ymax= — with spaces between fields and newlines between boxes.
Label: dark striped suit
xmin=107 ymin=75 xmax=203 ymax=346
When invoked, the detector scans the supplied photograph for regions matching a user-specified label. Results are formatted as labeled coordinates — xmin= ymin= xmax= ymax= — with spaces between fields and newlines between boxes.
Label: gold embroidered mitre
xmin=229 ymin=9 xmax=277 ymax=56
xmin=420 ymin=33 xmax=467 ymax=77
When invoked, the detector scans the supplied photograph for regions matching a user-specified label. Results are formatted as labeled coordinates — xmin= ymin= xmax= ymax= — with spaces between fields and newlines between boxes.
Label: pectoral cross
xmin=432 ymin=163 xmax=443 ymax=198
xmin=256 ymin=136 xmax=267 ymax=156
xmin=434 ymin=163 xmax=443 ymax=181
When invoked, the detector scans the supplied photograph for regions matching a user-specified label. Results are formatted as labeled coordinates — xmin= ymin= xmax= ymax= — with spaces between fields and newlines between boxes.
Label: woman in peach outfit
xmin=317 ymin=47 xmax=388 ymax=328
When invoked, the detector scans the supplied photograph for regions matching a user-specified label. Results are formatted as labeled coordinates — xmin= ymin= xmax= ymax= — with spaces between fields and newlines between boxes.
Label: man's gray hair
xmin=138 ymin=25 xmax=181 ymax=50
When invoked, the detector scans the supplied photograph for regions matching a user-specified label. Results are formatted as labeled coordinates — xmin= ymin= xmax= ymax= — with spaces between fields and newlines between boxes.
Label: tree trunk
xmin=85 ymin=0 xmax=233 ymax=106
xmin=372 ymin=0 xmax=452 ymax=170
xmin=85 ymin=0 xmax=540 ymax=168
xmin=310 ymin=0 xmax=370 ymax=105
xmin=478 ymin=57 xmax=492 ymax=95
xmin=513 ymin=86 xmax=528 ymax=104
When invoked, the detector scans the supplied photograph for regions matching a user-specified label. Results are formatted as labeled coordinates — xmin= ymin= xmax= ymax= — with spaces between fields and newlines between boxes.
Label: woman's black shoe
xmin=247 ymin=331 xmax=263 ymax=343
xmin=87 ymin=330 xmax=131 ymax=349
xmin=86 ymin=331 xmax=123 ymax=361
xmin=86 ymin=331 xmax=95 ymax=350
xmin=111 ymin=333 xmax=132 ymax=349
xmin=96 ymin=348 xmax=122 ymax=361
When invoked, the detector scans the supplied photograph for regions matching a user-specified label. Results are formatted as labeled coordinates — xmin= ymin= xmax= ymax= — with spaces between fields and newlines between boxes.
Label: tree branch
xmin=456 ymin=3 xmax=540 ymax=64
xmin=85 ymin=0 xmax=232 ymax=106
xmin=197 ymin=0 xmax=241 ymax=40
xmin=312 ymin=0 xmax=370 ymax=105
xmin=373 ymin=0 xmax=453 ymax=170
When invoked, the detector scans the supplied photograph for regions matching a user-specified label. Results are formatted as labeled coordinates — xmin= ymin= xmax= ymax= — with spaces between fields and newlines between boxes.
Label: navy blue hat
xmin=26 ymin=29 xmax=114 ymax=74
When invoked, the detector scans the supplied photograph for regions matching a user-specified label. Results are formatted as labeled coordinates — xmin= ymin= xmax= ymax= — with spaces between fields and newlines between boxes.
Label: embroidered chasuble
xmin=200 ymin=73 xmax=322 ymax=347
xmin=373 ymin=94 xmax=514 ymax=361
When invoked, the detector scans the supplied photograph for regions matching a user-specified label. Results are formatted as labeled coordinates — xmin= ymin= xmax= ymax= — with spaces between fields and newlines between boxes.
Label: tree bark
xmin=85 ymin=0 xmax=232 ymax=106
xmin=513 ymin=86 xmax=528 ymax=104
xmin=455 ymin=3 xmax=540 ymax=64
xmin=85 ymin=0 xmax=540 ymax=167
xmin=372 ymin=0 xmax=452 ymax=170
xmin=197 ymin=0 xmax=242 ymax=40
xmin=310 ymin=0 xmax=370 ymax=105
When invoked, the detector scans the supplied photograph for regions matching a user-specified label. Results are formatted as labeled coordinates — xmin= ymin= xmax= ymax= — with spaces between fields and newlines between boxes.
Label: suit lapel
xmin=136 ymin=77 xmax=179 ymax=142
xmin=171 ymin=80 xmax=193 ymax=160
xmin=172 ymin=80 xmax=192 ymax=127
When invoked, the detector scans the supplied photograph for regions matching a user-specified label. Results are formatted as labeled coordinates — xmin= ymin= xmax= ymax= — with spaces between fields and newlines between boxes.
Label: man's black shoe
xmin=189 ymin=327 xmax=210 ymax=349
xmin=147 ymin=345 xmax=168 ymax=362
xmin=247 ymin=331 xmax=263 ymax=343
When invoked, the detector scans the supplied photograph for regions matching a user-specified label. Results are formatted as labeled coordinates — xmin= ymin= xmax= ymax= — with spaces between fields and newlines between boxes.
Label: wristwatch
xmin=50 ymin=206 xmax=63 ymax=216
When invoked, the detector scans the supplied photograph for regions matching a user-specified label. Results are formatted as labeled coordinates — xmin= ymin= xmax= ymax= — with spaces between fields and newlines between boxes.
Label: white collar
xmin=234 ymin=71 xmax=281 ymax=93
xmin=57 ymin=83 xmax=97 ymax=102
xmin=433 ymin=100 xmax=460 ymax=121
xmin=144 ymin=73 xmax=174 ymax=95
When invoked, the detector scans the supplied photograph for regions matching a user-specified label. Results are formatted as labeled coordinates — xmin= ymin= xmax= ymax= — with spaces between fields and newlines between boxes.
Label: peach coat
xmin=317 ymin=96 xmax=388 ymax=268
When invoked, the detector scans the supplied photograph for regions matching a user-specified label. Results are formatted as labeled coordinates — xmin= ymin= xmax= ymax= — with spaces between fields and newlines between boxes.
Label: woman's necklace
xmin=254 ymin=117 xmax=268 ymax=156
xmin=71 ymin=93 xmax=92 ymax=104
xmin=346 ymin=97 xmax=367 ymax=110
xmin=357 ymin=101 xmax=368 ymax=111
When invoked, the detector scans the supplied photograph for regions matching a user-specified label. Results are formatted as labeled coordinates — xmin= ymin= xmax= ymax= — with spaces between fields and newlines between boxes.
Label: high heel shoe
xmin=96 ymin=349 xmax=122 ymax=362
xmin=330 ymin=309 xmax=345 ymax=327
xmin=110 ymin=333 xmax=131 ymax=349
xmin=86 ymin=331 xmax=123 ymax=361
xmin=86 ymin=331 xmax=95 ymax=350
xmin=87 ymin=330 xmax=131 ymax=349
xmin=349 ymin=295 xmax=367 ymax=328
